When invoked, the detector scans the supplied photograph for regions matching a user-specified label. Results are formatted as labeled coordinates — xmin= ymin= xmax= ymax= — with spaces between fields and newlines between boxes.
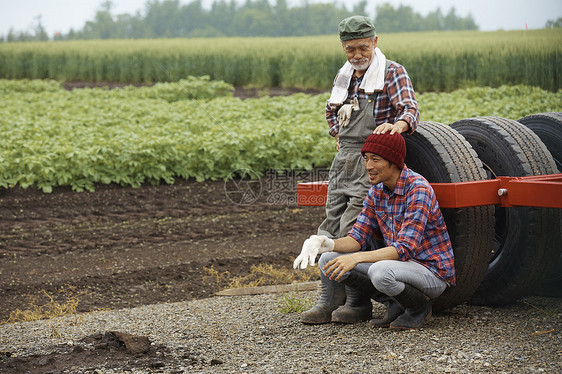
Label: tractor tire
xmin=451 ymin=117 xmax=560 ymax=306
xmin=404 ymin=121 xmax=494 ymax=311
xmin=518 ymin=112 xmax=562 ymax=297
xmin=518 ymin=112 xmax=562 ymax=172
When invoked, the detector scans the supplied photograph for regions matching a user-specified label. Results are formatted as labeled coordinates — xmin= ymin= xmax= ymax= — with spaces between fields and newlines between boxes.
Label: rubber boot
xmin=300 ymin=270 xmax=346 ymax=324
xmin=331 ymin=270 xmax=377 ymax=324
xmin=368 ymin=295 xmax=404 ymax=328
xmin=389 ymin=284 xmax=432 ymax=330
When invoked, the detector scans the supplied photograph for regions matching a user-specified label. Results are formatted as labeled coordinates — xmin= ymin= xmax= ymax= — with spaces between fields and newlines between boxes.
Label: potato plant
xmin=1 ymin=79 xmax=560 ymax=192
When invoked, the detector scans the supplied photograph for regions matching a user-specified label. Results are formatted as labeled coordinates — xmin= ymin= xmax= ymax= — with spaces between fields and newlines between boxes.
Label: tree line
xmin=2 ymin=0 xmax=482 ymax=42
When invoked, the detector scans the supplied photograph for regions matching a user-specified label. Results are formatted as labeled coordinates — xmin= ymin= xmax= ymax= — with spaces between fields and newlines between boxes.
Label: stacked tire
xmin=404 ymin=115 xmax=560 ymax=310
xmin=404 ymin=122 xmax=494 ymax=311
xmin=451 ymin=116 xmax=560 ymax=305
xmin=517 ymin=113 xmax=562 ymax=298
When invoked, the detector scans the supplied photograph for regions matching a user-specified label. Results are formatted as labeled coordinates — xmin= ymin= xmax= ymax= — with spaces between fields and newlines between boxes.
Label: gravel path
xmin=1 ymin=290 xmax=560 ymax=373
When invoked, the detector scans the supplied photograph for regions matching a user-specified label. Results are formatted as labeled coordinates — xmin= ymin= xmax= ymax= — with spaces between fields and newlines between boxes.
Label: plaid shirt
xmin=349 ymin=167 xmax=456 ymax=285
xmin=326 ymin=61 xmax=419 ymax=137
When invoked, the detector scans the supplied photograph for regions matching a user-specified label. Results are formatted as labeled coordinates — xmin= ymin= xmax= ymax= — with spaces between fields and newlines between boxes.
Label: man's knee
xmin=318 ymin=251 xmax=341 ymax=269
xmin=368 ymin=261 xmax=397 ymax=292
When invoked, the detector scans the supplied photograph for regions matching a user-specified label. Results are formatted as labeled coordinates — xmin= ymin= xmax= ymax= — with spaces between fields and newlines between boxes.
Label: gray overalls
xmin=318 ymin=61 xmax=390 ymax=239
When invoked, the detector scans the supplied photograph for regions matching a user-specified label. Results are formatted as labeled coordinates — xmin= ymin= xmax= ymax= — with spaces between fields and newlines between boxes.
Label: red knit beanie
xmin=361 ymin=133 xmax=406 ymax=169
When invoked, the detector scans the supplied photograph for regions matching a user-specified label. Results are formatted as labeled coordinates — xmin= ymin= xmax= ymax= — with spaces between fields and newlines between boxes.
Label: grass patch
xmin=204 ymin=262 xmax=319 ymax=314
xmin=279 ymin=292 xmax=314 ymax=314
xmin=1 ymin=286 xmax=82 ymax=325
xmin=204 ymin=263 xmax=320 ymax=291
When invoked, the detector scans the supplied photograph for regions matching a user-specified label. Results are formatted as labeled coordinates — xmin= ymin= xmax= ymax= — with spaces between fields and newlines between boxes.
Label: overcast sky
xmin=1 ymin=0 xmax=561 ymax=37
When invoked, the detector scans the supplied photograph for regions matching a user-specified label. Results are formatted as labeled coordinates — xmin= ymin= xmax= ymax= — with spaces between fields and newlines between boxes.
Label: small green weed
xmin=279 ymin=292 xmax=314 ymax=314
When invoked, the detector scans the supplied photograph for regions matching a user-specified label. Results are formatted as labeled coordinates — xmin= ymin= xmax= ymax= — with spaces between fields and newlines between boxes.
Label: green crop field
xmin=0 ymin=29 xmax=560 ymax=92
xmin=1 ymin=78 xmax=560 ymax=192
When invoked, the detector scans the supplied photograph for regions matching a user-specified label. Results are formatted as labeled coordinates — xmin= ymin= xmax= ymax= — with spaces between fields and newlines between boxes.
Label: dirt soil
xmin=1 ymin=83 xmax=331 ymax=372
xmin=0 ymin=171 xmax=327 ymax=372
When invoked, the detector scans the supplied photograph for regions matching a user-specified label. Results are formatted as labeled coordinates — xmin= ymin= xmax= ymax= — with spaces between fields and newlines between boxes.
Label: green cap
xmin=338 ymin=16 xmax=376 ymax=41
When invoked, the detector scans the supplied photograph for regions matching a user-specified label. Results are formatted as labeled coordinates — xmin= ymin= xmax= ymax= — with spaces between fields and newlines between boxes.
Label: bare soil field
xmin=0 ymin=175 xmax=327 ymax=322
xmin=0 ymin=172 xmax=331 ymax=370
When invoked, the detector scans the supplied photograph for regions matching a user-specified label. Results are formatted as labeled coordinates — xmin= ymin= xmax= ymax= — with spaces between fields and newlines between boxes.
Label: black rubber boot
xmin=389 ymin=284 xmax=432 ymax=330
xmin=300 ymin=270 xmax=346 ymax=324
xmin=368 ymin=295 xmax=404 ymax=328
xmin=331 ymin=270 xmax=377 ymax=324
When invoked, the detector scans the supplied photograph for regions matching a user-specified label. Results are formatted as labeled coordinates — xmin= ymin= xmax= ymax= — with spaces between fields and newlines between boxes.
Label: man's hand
xmin=323 ymin=253 xmax=359 ymax=281
xmin=335 ymin=134 xmax=340 ymax=151
xmin=293 ymin=235 xmax=335 ymax=269
xmin=373 ymin=121 xmax=408 ymax=135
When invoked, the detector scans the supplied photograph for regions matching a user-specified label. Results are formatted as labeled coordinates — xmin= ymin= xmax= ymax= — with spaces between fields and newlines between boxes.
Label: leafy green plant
xmin=279 ymin=292 xmax=314 ymax=314
xmin=0 ymin=79 xmax=560 ymax=192
xmin=417 ymin=85 xmax=562 ymax=124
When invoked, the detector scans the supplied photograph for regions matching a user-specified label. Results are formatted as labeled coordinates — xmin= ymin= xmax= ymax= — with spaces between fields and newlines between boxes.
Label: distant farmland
xmin=0 ymin=29 xmax=560 ymax=92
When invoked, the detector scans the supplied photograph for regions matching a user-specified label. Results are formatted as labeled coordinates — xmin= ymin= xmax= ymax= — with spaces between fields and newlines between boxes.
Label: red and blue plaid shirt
xmin=348 ymin=166 xmax=456 ymax=285
xmin=326 ymin=61 xmax=419 ymax=137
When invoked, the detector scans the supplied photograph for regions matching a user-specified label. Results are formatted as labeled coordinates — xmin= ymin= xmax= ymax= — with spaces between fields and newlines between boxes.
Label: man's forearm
xmin=334 ymin=236 xmax=400 ymax=262
xmin=333 ymin=236 xmax=361 ymax=252
xmin=352 ymin=246 xmax=400 ymax=264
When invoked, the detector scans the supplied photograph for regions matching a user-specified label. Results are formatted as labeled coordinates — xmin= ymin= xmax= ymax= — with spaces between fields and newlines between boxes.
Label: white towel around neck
xmin=328 ymin=47 xmax=387 ymax=106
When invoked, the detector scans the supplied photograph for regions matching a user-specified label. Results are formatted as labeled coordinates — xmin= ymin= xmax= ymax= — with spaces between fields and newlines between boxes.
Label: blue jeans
xmin=318 ymin=252 xmax=448 ymax=299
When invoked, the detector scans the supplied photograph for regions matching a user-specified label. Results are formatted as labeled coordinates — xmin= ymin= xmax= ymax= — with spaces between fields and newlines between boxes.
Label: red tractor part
xmin=297 ymin=174 xmax=562 ymax=209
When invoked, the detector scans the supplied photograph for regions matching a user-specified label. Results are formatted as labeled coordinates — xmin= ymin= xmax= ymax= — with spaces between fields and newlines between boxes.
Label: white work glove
xmin=336 ymin=97 xmax=359 ymax=128
xmin=293 ymin=235 xmax=335 ymax=269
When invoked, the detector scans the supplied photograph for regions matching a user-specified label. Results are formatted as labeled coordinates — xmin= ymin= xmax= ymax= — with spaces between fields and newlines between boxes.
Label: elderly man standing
xmin=318 ymin=15 xmax=419 ymax=240
xmin=295 ymin=133 xmax=455 ymax=330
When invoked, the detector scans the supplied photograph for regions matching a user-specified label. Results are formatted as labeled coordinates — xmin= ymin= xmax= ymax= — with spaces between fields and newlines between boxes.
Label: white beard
xmin=349 ymin=57 xmax=371 ymax=71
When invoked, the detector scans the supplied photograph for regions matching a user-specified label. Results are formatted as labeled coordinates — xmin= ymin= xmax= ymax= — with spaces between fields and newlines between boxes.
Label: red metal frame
xmin=297 ymin=173 xmax=562 ymax=209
